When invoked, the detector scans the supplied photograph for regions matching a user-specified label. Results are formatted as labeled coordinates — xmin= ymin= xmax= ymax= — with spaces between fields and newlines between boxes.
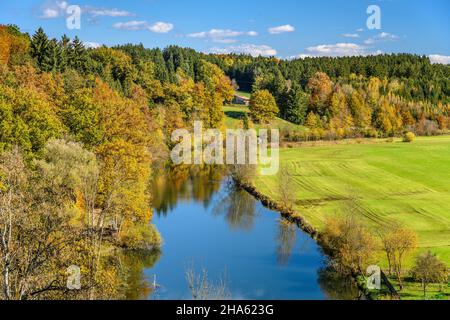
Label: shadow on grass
xmin=225 ymin=110 xmax=246 ymax=120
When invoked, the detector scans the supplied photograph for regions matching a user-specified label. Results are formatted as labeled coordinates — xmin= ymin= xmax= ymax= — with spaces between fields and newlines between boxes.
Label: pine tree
xmin=283 ymin=83 xmax=308 ymax=125
xmin=47 ymin=39 xmax=63 ymax=72
xmin=152 ymin=49 xmax=170 ymax=83
xmin=68 ymin=36 xmax=86 ymax=72
xmin=30 ymin=27 xmax=50 ymax=71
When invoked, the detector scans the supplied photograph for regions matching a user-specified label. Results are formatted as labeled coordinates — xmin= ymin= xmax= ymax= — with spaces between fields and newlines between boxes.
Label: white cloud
xmin=341 ymin=33 xmax=360 ymax=38
xmin=429 ymin=54 xmax=450 ymax=65
xmin=364 ymin=32 xmax=399 ymax=45
xmin=113 ymin=20 xmax=148 ymax=30
xmin=287 ymin=54 xmax=313 ymax=60
xmin=290 ymin=43 xmax=383 ymax=58
xmin=306 ymin=43 xmax=367 ymax=56
xmin=40 ymin=1 xmax=132 ymax=19
xmin=356 ymin=28 xmax=364 ymax=32
xmin=209 ymin=44 xmax=277 ymax=57
xmin=113 ymin=20 xmax=174 ymax=33
xmin=187 ymin=29 xmax=257 ymax=43
xmin=84 ymin=41 xmax=102 ymax=49
xmin=40 ymin=0 xmax=68 ymax=18
xmin=84 ymin=7 xmax=132 ymax=17
xmin=148 ymin=22 xmax=174 ymax=33
xmin=42 ymin=8 xmax=60 ymax=18
xmin=378 ymin=32 xmax=399 ymax=40
xmin=268 ymin=24 xmax=295 ymax=34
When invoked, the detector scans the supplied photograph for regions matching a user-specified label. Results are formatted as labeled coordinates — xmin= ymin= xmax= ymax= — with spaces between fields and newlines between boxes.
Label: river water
xmin=133 ymin=167 xmax=358 ymax=300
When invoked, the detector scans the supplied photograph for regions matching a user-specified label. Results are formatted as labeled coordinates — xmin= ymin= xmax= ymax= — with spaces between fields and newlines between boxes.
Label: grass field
xmin=254 ymin=136 xmax=450 ymax=266
xmin=235 ymin=90 xmax=251 ymax=98
xmin=224 ymin=105 xmax=306 ymax=132
xmin=387 ymin=277 xmax=450 ymax=300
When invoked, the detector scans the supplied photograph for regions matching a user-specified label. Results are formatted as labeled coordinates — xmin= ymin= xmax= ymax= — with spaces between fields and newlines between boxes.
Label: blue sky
xmin=1 ymin=0 xmax=449 ymax=63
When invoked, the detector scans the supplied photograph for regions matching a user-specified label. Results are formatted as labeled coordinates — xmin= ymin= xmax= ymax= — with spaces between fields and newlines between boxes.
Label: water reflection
xmin=276 ymin=220 xmax=298 ymax=266
xmin=144 ymin=166 xmax=360 ymax=300
xmin=317 ymin=266 xmax=361 ymax=300
xmin=152 ymin=165 xmax=223 ymax=216
xmin=120 ymin=249 xmax=161 ymax=300
xmin=212 ymin=181 xmax=257 ymax=231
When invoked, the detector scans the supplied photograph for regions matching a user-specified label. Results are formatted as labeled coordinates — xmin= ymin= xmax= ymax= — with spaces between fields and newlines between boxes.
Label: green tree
xmin=68 ymin=36 xmax=87 ymax=72
xmin=30 ymin=27 xmax=50 ymax=71
xmin=283 ymin=83 xmax=308 ymax=125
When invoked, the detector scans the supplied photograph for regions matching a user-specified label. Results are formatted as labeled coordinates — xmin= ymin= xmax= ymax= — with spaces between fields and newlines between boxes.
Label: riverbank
xmin=233 ymin=178 xmax=319 ymax=239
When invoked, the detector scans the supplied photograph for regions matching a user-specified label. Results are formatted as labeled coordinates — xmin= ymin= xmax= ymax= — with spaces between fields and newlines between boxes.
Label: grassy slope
xmin=253 ymin=136 xmax=450 ymax=265
xmin=224 ymin=105 xmax=307 ymax=132
xmin=235 ymin=90 xmax=251 ymax=99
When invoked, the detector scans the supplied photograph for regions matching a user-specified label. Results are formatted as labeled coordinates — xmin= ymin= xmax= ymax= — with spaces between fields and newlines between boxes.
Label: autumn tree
xmin=0 ymin=26 xmax=12 ymax=65
xmin=35 ymin=139 xmax=99 ymax=227
xmin=277 ymin=164 xmax=296 ymax=210
xmin=321 ymin=216 xmax=377 ymax=275
xmin=307 ymin=72 xmax=333 ymax=116
xmin=412 ymin=251 xmax=448 ymax=298
xmin=0 ymin=76 xmax=64 ymax=154
xmin=249 ymin=89 xmax=279 ymax=123
xmin=197 ymin=60 xmax=234 ymax=128
xmin=92 ymin=79 xmax=161 ymax=249
xmin=4 ymin=25 xmax=30 ymax=66
xmin=375 ymin=97 xmax=403 ymax=136
xmin=381 ymin=227 xmax=418 ymax=290
xmin=329 ymin=87 xmax=353 ymax=138
xmin=350 ymin=90 xmax=372 ymax=130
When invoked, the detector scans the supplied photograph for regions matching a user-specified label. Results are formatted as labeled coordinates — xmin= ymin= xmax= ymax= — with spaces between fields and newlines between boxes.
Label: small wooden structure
xmin=232 ymin=94 xmax=250 ymax=106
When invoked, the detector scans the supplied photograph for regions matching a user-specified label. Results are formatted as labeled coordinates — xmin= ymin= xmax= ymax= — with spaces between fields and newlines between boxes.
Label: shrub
xmin=403 ymin=132 xmax=415 ymax=143
xmin=120 ymin=222 xmax=162 ymax=250
xmin=411 ymin=251 xmax=448 ymax=298
xmin=321 ymin=216 xmax=377 ymax=275
xmin=249 ymin=90 xmax=279 ymax=124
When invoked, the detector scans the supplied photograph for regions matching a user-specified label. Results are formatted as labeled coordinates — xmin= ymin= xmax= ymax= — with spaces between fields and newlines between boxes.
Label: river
xmin=129 ymin=167 xmax=359 ymax=300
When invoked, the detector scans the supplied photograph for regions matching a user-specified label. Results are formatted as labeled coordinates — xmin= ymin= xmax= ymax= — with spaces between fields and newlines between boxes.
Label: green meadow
xmin=253 ymin=136 xmax=450 ymax=265
xmin=235 ymin=90 xmax=251 ymax=99
xmin=224 ymin=105 xmax=306 ymax=132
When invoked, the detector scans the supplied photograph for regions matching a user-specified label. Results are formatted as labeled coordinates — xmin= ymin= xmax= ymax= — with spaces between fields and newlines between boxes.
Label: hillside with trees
xmin=0 ymin=25 xmax=233 ymax=299
xmin=207 ymin=53 xmax=449 ymax=140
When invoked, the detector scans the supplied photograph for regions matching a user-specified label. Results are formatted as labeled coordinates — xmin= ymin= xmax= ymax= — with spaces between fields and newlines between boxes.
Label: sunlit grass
xmin=223 ymin=105 xmax=306 ymax=132
xmin=254 ymin=136 xmax=450 ymax=264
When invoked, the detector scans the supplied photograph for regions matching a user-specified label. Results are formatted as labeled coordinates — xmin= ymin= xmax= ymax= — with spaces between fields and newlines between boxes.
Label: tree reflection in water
xmin=212 ymin=180 xmax=257 ymax=231
xmin=120 ymin=249 xmax=162 ymax=300
xmin=276 ymin=219 xmax=298 ymax=266
xmin=317 ymin=266 xmax=361 ymax=300
xmin=151 ymin=165 xmax=224 ymax=216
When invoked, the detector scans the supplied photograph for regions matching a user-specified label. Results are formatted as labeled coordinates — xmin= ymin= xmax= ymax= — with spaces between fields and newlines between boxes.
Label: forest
xmin=0 ymin=24 xmax=449 ymax=299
